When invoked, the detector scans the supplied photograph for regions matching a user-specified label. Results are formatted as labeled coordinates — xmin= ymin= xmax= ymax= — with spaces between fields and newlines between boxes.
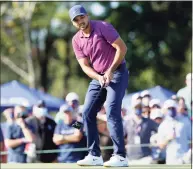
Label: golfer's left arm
xmin=108 ymin=37 xmax=127 ymax=73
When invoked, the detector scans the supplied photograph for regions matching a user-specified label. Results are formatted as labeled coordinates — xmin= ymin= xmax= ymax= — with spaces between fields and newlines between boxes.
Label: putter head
xmin=72 ymin=121 xmax=83 ymax=130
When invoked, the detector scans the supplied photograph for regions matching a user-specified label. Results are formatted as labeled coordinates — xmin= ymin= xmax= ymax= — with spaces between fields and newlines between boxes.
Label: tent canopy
xmin=122 ymin=85 xmax=176 ymax=110
xmin=0 ymin=80 xmax=65 ymax=111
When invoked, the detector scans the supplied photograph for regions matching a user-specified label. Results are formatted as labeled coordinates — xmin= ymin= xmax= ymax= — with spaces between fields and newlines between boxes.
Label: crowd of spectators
xmin=0 ymin=73 xmax=192 ymax=164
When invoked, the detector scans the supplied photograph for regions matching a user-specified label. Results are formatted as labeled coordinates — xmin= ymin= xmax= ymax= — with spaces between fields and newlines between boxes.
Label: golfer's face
xmin=72 ymin=15 xmax=89 ymax=30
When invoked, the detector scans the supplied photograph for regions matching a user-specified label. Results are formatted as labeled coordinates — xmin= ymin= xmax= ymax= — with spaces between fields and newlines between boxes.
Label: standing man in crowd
xmin=4 ymin=106 xmax=34 ymax=163
xmin=157 ymin=99 xmax=191 ymax=164
xmin=177 ymin=73 xmax=192 ymax=118
xmin=69 ymin=4 xmax=129 ymax=167
xmin=55 ymin=92 xmax=80 ymax=124
xmin=26 ymin=103 xmax=58 ymax=163
xmin=53 ymin=104 xmax=87 ymax=163
xmin=0 ymin=127 xmax=6 ymax=163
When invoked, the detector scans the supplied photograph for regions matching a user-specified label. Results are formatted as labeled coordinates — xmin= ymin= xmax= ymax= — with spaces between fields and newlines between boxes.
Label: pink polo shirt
xmin=72 ymin=20 xmax=120 ymax=74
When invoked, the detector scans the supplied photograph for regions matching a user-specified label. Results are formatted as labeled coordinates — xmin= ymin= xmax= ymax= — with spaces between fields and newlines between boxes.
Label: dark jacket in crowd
xmin=26 ymin=116 xmax=58 ymax=162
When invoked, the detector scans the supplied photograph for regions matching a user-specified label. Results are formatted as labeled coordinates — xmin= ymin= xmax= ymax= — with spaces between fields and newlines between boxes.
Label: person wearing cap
xmin=0 ymin=127 xmax=6 ymax=163
xmin=69 ymin=4 xmax=128 ymax=167
xmin=150 ymin=108 xmax=163 ymax=124
xmin=149 ymin=109 xmax=165 ymax=164
xmin=4 ymin=106 xmax=34 ymax=163
xmin=141 ymin=90 xmax=151 ymax=107
xmin=156 ymin=99 xmax=191 ymax=164
xmin=177 ymin=102 xmax=189 ymax=118
xmin=55 ymin=92 xmax=80 ymax=124
xmin=177 ymin=73 xmax=192 ymax=118
xmin=25 ymin=105 xmax=58 ymax=163
xmin=149 ymin=99 xmax=161 ymax=119
xmin=66 ymin=92 xmax=80 ymax=112
xmin=141 ymin=104 xmax=151 ymax=119
xmin=123 ymin=102 xmax=158 ymax=165
xmin=3 ymin=108 xmax=14 ymax=125
xmin=53 ymin=104 xmax=87 ymax=163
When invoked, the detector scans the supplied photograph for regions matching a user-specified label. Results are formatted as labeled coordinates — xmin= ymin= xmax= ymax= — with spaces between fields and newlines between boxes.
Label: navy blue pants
xmin=82 ymin=63 xmax=129 ymax=157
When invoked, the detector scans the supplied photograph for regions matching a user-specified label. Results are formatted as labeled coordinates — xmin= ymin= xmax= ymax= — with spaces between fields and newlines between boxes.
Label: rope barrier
xmin=0 ymin=143 xmax=157 ymax=155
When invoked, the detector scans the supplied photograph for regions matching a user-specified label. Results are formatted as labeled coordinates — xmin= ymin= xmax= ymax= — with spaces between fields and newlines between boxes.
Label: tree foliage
xmin=1 ymin=1 xmax=192 ymax=103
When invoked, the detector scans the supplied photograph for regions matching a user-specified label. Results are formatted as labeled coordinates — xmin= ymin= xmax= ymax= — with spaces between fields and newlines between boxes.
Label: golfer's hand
xmin=98 ymin=75 xmax=106 ymax=87
xmin=103 ymin=69 xmax=113 ymax=87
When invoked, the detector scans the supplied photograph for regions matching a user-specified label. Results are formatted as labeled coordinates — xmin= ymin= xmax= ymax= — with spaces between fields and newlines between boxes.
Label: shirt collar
xmin=79 ymin=20 xmax=94 ymax=38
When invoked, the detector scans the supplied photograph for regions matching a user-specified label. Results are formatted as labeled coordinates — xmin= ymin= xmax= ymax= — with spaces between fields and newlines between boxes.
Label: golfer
xmin=69 ymin=5 xmax=129 ymax=167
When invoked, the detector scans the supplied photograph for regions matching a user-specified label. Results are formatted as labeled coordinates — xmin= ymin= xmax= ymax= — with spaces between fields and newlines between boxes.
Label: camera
xmin=16 ymin=112 xmax=28 ymax=119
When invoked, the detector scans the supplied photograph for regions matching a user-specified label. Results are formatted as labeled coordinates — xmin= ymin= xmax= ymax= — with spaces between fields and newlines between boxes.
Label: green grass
xmin=1 ymin=163 xmax=191 ymax=169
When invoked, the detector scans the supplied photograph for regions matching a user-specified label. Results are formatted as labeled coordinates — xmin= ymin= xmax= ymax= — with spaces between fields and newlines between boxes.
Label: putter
xmin=72 ymin=84 xmax=105 ymax=130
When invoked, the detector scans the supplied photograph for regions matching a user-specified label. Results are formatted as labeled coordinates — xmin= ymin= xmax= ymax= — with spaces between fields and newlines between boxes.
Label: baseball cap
xmin=66 ymin=92 xmax=79 ymax=102
xmin=36 ymin=100 xmax=46 ymax=108
xmin=59 ymin=104 xmax=73 ymax=113
xmin=163 ymin=99 xmax=177 ymax=109
xmin=149 ymin=99 xmax=161 ymax=108
xmin=150 ymin=109 xmax=163 ymax=120
xmin=141 ymin=90 xmax=151 ymax=97
xmin=69 ymin=5 xmax=87 ymax=21
xmin=132 ymin=93 xmax=142 ymax=101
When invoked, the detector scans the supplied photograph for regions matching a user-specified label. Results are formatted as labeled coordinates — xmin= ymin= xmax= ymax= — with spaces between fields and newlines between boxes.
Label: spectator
xmin=149 ymin=99 xmax=161 ymax=110
xmin=53 ymin=104 xmax=87 ymax=163
xmin=66 ymin=92 xmax=80 ymax=114
xmin=26 ymin=105 xmax=58 ymax=163
xmin=150 ymin=108 xmax=163 ymax=125
xmin=123 ymin=101 xmax=158 ymax=164
xmin=55 ymin=92 xmax=80 ymax=123
xmin=177 ymin=97 xmax=186 ymax=107
xmin=141 ymin=90 xmax=151 ymax=107
xmin=0 ymin=127 xmax=6 ymax=163
xmin=128 ymin=93 xmax=142 ymax=114
xmin=157 ymin=99 xmax=191 ymax=164
xmin=149 ymin=109 xmax=166 ymax=164
xmin=3 ymin=108 xmax=14 ymax=125
xmin=132 ymin=93 xmax=142 ymax=104
xmin=149 ymin=99 xmax=161 ymax=120
xmin=177 ymin=102 xmax=189 ymax=118
xmin=4 ymin=106 xmax=34 ymax=163
xmin=177 ymin=73 xmax=192 ymax=117
xmin=142 ymin=104 xmax=150 ymax=119
xmin=36 ymin=100 xmax=53 ymax=120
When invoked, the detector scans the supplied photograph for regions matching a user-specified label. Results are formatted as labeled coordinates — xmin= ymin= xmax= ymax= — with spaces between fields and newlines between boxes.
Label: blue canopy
xmin=122 ymin=85 xmax=176 ymax=110
xmin=0 ymin=80 xmax=65 ymax=111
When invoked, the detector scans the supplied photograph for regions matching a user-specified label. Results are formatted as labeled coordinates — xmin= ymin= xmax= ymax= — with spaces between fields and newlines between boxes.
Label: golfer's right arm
xmin=78 ymin=58 xmax=105 ymax=86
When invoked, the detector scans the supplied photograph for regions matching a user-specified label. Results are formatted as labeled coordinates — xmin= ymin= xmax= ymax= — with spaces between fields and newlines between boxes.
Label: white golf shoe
xmin=103 ymin=154 xmax=129 ymax=167
xmin=77 ymin=154 xmax=103 ymax=166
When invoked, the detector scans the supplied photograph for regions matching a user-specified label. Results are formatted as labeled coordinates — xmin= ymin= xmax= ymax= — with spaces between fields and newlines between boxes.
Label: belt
xmin=98 ymin=63 xmax=124 ymax=75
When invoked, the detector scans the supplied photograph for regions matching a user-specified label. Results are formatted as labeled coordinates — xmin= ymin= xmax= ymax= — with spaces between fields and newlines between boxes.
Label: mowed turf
xmin=1 ymin=163 xmax=191 ymax=169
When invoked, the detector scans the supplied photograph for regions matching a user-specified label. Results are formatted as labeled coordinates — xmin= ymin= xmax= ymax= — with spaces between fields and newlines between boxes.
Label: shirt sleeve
xmin=4 ymin=125 xmax=12 ymax=139
xmin=25 ymin=118 xmax=35 ymax=134
xmin=72 ymin=37 xmax=86 ymax=60
xmin=100 ymin=21 xmax=119 ymax=44
xmin=54 ymin=123 xmax=61 ymax=135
